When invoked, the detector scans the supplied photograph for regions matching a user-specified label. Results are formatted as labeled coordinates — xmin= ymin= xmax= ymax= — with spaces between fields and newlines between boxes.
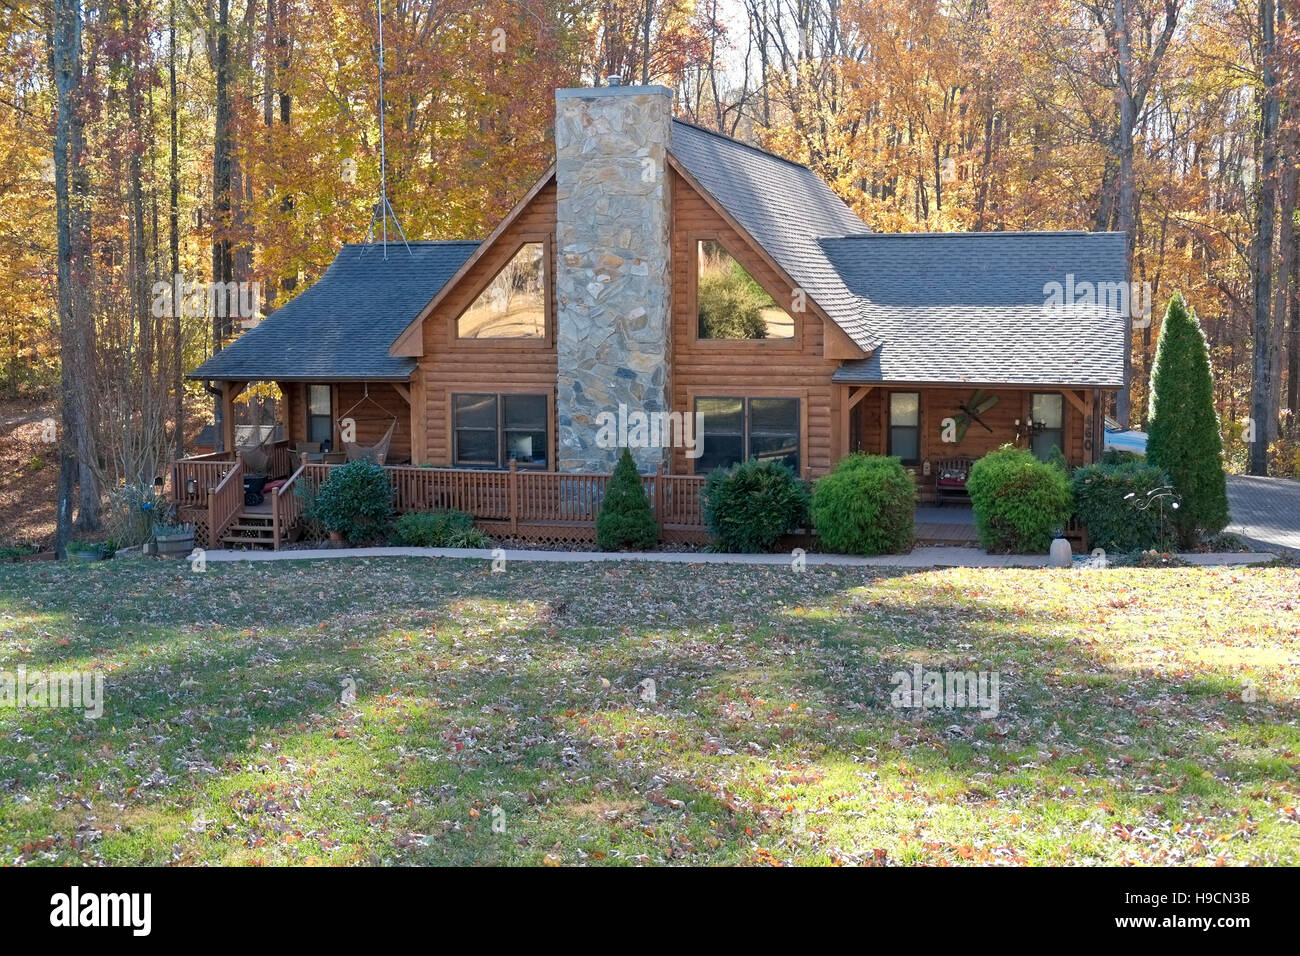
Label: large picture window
xmin=695 ymin=396 xmax=800 ymax=473
xmin=1030 ymin=393 xmax=1064 ymax=462
xmin=307 ymin=384 xmax=332 ymax=444
xmin=888 ymin=392 xmax=920 ymax=465
xmin=456 ymin=242 xmax=546 ymax=339
xmin=452 ymin=393 xmax=549 ymax=468
xmin=696 ymin=240 xmax=794 ymax=340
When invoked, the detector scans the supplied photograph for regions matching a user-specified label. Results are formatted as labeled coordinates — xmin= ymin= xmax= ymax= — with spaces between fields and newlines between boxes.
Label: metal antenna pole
xmin=364 ymin=0 xmax=412 ymax=259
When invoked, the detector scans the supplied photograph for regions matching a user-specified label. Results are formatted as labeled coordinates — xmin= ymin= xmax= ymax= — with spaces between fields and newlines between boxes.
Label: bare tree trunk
xmin=170 ymin=0 xmax=183 ymax=459
xmin=211 ymin=0 xmax=233 ymax=449
xmin=1250 ymin=0 xmax=1279 ymax=476
xmin=1273 ymin=91 xmax=1296 ymax=439
xmin=1113 ymin=0 xmax=1137 ymax=426
xmin=50 ymin=0 xmax=87 ymax=556
xmin=1289 ymin=236 xmax=1300 ymax=433
xmin=641 ymin=0 xmax=654 ymax=85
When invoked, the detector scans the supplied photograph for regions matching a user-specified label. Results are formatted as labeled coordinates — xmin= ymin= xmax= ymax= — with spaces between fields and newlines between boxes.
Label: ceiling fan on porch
xmin=952 ymin=389 xmax=999 ymax=442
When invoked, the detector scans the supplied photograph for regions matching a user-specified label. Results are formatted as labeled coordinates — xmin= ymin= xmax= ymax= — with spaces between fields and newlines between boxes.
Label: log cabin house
xmin=175 ymin=82 xmax=1127 ymax=549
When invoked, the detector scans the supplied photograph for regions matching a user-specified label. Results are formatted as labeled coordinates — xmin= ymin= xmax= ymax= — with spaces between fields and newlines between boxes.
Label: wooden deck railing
xmin=207 ymin=458 xmax=245 ymax=546
xmin=271 ymin=462 xmax=307 ymax=550
xmin=171 ymin=441 xmax=291 ymax=509
xmin=172 ymin=454 xmax=238 ymax=509
xmin=294 ymin=460 xmax=709 ymax=543
xmin=173 ymin=453 xmax=711 ymax=548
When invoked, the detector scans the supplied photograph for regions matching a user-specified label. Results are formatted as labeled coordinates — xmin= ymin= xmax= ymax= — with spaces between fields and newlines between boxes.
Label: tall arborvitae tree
xmin=1147 ymin=293 xmax=1230 ymax=544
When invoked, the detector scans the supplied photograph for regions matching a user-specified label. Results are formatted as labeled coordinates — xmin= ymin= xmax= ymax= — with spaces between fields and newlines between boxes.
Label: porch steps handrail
xmin=207 ymin=458 xmax=246 ymax=546
xmin=271 ymin=462 xmax=308 ymax=549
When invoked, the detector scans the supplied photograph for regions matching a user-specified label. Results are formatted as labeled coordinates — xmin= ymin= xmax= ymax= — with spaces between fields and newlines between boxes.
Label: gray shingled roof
xmin=190 ymin=240 xmax=479 ymax=382
xmin=190 ymin=120 xmax=1127 ymax=389
xmin=824 ymin=232 xmax=1129 ymax=387
xmin=669 ymin=120 xmax=880 ymax=351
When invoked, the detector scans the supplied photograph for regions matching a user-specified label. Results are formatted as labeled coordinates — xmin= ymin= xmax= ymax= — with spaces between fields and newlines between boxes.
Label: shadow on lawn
xmin=0 ymin=557 xmax=1295 ymax=864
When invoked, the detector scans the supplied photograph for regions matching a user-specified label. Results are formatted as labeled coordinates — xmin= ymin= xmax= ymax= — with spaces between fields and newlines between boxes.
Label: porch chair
xmin=934 ymin=456 xmax=975 ymax=507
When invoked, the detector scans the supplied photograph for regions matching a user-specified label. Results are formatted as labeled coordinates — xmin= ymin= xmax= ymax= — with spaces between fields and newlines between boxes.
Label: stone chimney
xmin=554 ymin=84 xmax=673 ymax=472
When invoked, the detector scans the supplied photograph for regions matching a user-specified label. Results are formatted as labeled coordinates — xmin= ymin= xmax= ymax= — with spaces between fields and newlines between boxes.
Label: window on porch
xmin=306 ymin=385 xmax=332 ymax=445
xmin=1029 ymin=393 xmax=1064 ymax=461
xmin=888 ymin=392 xmax=920 ymax=465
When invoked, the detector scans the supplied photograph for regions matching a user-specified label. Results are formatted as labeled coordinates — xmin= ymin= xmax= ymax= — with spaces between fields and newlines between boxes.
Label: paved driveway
xmin=1226 ymin=475 xmax=1300 ymax=557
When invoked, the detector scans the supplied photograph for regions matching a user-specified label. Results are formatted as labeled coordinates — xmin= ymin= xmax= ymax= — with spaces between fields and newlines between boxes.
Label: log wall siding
xmin=667 ymin=169 xmax=843 ymax=477
xmin=416 ymin=181 xmax=559 ymax=466
xmin=334 ymin=382 xmax=413 ymax=463
xmin=277 ymin=381 xmax=413 ymax=463
xmin=395 ymin=169 xmax=1109 ymax=478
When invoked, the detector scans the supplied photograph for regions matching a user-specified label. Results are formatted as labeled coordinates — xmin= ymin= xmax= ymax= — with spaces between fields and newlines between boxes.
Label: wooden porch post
xmin=654 ymin=463 xmax=665 ymax=534
xmin=220 ymin=381 xmax=247 ymax=454
xmin=271 ymin=490 xmax=281 ymax=550
xmin=840 ymin=386 xmax=873 ymax=459
xmin=838 ymin=385 xmax=852 ymax=462
xmin=508 ymin=459 xmax=518 ymax=534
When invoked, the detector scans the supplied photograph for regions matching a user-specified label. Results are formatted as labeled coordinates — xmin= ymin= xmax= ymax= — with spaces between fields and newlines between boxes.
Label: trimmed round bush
xmin=966 ymin=446 xmax=1072 ymax=553
xmin=596 ymin=448 xmax=660 ymax=550
xmin=391 ymin=509 xmax=490 ymax=549
xmin=1070 ymin=460 xmax=1176 ymax=552
xmin=704 ymin=458 xmax=809 ymax=552
xmin=811 ymin=454 xmax=915 ymax=555
xmin=313 ymin=460 xmax=392 ymax=544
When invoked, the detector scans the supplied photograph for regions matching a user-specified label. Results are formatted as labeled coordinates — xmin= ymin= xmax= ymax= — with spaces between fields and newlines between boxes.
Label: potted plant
xmin=153 ymin=518 xmax=195 ymax=558
xmin=65 ymin=538 xmax=106 ymax=563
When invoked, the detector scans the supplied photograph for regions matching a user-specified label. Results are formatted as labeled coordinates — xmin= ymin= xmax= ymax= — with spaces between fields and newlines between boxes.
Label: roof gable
xmin=668 ymin=119 xmax=879 ymax=351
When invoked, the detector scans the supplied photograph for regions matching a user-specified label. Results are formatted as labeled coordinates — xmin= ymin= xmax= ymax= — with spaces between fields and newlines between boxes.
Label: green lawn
xmin=1 ymin=556 xmax=1297 ymax=866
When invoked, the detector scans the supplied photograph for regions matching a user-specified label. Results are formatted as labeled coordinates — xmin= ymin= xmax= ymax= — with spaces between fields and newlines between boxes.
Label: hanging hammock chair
xmin=235 ymin=424 xmax=279 ymax=476
xmin=337 ymin=385 xmax=399 ymax=465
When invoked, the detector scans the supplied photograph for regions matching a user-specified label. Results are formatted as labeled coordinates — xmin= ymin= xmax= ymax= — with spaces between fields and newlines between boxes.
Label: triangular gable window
xmin=696 ymin=239 xmax=794 ymax=340
xmin=457 ymin=241 xmax=546 ymax=339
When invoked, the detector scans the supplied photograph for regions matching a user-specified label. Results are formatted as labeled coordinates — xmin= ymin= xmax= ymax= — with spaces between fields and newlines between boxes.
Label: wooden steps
xmin=220 ymin=513 xmax=276 ymax=549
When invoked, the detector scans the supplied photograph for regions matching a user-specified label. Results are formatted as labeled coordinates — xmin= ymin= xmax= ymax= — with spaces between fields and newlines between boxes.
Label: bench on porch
xmin=934 ymin=456 xmax=974 ymax=506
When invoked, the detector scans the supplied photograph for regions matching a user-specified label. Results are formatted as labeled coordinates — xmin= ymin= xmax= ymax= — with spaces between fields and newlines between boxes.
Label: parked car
xmin=1104 ymin=416 xmax=1148 ymax=456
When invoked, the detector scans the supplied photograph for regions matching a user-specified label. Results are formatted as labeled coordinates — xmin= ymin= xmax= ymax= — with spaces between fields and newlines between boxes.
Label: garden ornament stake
xmin=1124 ymin=485 xmax=1181 ymax=547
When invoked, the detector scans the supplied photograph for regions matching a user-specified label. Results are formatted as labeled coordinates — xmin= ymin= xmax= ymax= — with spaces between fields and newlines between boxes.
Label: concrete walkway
xmin=195 ymin=544 xmax=1277 ymax=569
xmin=1227 ymin=475 xmax=1300 ymax=558
xmin=913 ymin=504 xmax=978 ymax=545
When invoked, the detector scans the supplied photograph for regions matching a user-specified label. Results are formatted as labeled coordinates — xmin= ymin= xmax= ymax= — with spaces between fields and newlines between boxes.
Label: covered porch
xmin=838 ymin=383 xmax=1105 ymax=504
xmin=174 ymin=376 xmax=419 ymax=548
